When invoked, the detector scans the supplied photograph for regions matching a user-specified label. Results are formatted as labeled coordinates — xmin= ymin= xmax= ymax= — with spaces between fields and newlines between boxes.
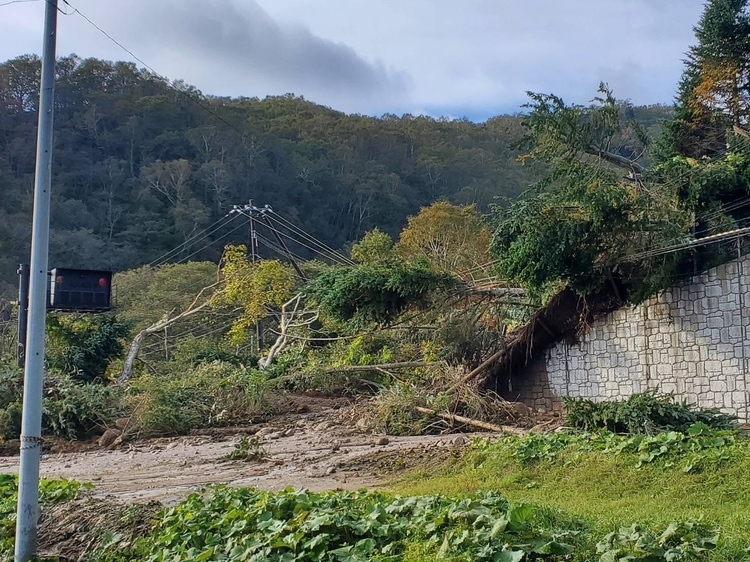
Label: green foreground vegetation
xmin=397 ymin=429 xmax=750 ymax=562
xmin=0 ymin=426 xmax=746 ymax=560
xmin=0 ymin=395 xmax=746 ymax=561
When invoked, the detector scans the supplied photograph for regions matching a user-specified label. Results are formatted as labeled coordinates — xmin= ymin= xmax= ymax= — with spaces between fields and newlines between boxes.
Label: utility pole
xmin=248 ymin=200 xmax=262 ymax=352
xmin=230 ymin=203 xmax=307 ymax=280
xmin=15 ymin=1 xmax=58 ymax=560
xmin=248 ymin=199 xmax=259 ymax=264
xmin=16 ymin=264 xmax=29 ymax=369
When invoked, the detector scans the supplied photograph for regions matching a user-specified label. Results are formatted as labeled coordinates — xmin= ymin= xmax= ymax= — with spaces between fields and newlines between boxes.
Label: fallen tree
xmin=414 ymin=406 xmax=525 ymax=435
xmin=258 ymin=294 xmax=318 ymax=368
xmin=117 ymin=284 xmax=219 ymax=384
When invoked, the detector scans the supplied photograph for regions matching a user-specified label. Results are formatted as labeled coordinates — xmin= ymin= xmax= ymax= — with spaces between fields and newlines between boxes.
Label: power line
xmin=263 ymin=223 xmax=347 ymax=265
xmin=233 ymin=208 xmax=351 ymax=266
xmin=255 ymin=232 xmax=308 ymax=263
xmin=622 ymin=225 xmax=750 ymax=263
xmin=0 ymin=0 xmax=38 ymax=7
xmin=148 ymin=213 xmax=237 ymax=267
xmin=140 ymin=314 xmax=241 ymax=354
xmin=266 ymin=211 xmax=356 ymax=265
xmin=262 ymin=220 xmax=350 ymax=266
xmin=176 ymin=220 xmax=247 ymax=264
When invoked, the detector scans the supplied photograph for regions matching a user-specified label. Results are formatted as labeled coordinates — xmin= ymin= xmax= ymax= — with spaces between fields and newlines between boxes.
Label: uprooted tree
xmin=258 ymin=293 xmax=318 ymax=368
xmin=117 ymin=282 xmax=220 ymax=384
xmin=117 ymin=245 xmax=297 ymax=383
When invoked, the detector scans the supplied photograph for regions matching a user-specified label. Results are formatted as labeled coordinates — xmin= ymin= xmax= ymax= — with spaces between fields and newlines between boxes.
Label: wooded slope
xmin=0 ymin=55 xmax=671 ymax=295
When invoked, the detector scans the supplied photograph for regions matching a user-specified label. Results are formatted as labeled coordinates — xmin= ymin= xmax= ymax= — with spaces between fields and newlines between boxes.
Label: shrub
xmin=127 ymin=361 xmax=274 ymax=436
xmin=42 ymin=373 xmax=127 ymax=440
xmin=564 ymin=392 xmax=737 ymax=435
xmin=0 ymin=367 xmax=125 ymax=441
xmin=46 ymin=315 xmax=129 ymax=383
xmin=341 ymin=334 xmax=396 ymax=366
xmin=170 ymin=336 xmax=258 ymax=369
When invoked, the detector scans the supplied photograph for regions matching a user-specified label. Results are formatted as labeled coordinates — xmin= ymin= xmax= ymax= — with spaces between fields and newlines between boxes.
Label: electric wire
xmin=0 ymin=0 xmax=38 ymax=7
xmin=262 ymin=221 xmax=350 ymax=266
xmin=622 ymin=225 xmax=750 ymax=262
xmin=175 ymin=220 xmax=247 ymax=264
xmin=263 ymin=218 xmax=354 ymax=266
xmin=255 ymin=232 xmax=308 ymax=263
xmin=234 ymin=209 xmax=351 ymax=266
xmin=148 ymin=213 xmax=237 ymax=267
xmin=140 ymin=316 xmax=239 ymax=353
xmin=266 ymin=211 xmax=356 ymax=265
xmin=267 ymin=210 xmax=355 ymax=264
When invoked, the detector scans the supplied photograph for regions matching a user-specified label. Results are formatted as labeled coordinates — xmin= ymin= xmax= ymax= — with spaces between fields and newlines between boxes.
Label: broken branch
xmin=415 ymin=407 xmax=525 ymax=434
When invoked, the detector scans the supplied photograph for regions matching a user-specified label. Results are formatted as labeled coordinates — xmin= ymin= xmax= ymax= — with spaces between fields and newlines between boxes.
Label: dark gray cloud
xmin=0 ymin=0 xmax=709 ymax=118
xmin=124 ymin=0 xmax=411 ymax=113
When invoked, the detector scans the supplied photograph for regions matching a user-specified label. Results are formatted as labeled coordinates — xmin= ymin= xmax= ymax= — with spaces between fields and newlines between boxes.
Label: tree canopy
xmin=490 ymin=0 xmax=750 ymax=306
xmin=661 ymin=0 xmax=750 ymax=159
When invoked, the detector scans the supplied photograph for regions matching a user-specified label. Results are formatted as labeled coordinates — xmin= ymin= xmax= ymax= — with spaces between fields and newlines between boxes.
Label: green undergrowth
xmin=396 ymin=429 xmax=750 ymax=562
xmin=564 ymin=392 xmax=738 ymax=434
xmin=0 ymin=474 xmax=727 ymax=561
xmin=81 ymin=486 xmax=718 ymax=562
xmin=0 ymin=474 xmax=86 ymax=556
xmin=98 ymin=487 xmax=583 ymax=561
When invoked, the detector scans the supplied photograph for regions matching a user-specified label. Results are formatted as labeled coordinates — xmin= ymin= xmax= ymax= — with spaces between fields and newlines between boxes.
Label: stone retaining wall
xmin=514 ymin=255 xmax=750 ymax=423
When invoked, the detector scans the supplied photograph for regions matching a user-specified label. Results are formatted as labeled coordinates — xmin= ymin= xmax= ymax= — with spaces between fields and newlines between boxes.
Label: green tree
xmin=46 ymin=315 xmax=129 ymax=383
xmin=397 ymin=202 xmax=491 ymax=277
xmin=661 ymin=0 xmax=750 ymax=158
xmin=351 ymin=228 xmax=396 ymax=265
xmin=491 ymin=88 xmax=690 ymax=303
xmin=306 ymin=263 xmax=456 ymax=329
xmin=216 ymin=245 xmax=296 ymax=344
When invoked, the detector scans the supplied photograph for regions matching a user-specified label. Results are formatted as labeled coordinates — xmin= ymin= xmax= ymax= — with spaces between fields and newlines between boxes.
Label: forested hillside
xmin=0 ymin=54 xmax=671 ymax=296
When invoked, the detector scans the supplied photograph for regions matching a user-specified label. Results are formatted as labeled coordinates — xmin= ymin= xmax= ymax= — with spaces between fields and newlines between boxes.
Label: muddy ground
xmin=0 ymin=397 xmax=475 ymax=505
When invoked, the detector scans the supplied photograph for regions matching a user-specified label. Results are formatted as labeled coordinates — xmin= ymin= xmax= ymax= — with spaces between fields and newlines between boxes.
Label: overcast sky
xmin=0 ymin=0 xmax=705 ymax=120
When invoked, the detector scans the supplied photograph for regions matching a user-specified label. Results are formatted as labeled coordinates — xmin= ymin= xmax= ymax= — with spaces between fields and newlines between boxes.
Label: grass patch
xmin=126 ymin=361 xmax=276 ymax=436
xmin=394 ymin=432 xmax=750 ymax=561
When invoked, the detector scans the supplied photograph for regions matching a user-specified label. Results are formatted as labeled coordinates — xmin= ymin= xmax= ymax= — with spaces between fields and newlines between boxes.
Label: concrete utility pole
xmin=247 ymin=200 xmax=263 ymax=352
xmin=15 ymin=1 xmax=58 ymax=560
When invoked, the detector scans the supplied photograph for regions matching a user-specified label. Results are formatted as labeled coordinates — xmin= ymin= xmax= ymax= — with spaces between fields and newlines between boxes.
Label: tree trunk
xmin=118 ymin=331 xmax=147 ymax=385
xmin=258 ymin=294 xmax=317 ymax=369
xmin=117 ymin=285 xmax=217 ymax=385
xmin=415 ymin=406 xmax=524 ymax=434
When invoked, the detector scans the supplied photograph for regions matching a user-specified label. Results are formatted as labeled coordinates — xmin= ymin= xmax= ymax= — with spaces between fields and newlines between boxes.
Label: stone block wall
xmin=513 ymin=255 xmax=750 ymax=423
